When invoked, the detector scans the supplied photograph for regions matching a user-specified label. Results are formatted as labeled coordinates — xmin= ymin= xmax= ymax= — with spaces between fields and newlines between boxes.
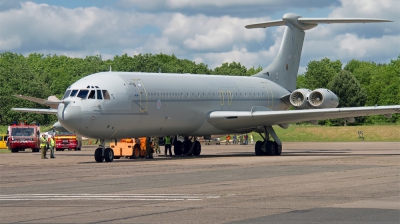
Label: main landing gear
xmin=255 ymin=126 xmax=282 ymax=156
xmin=173 ymin=136 xmax=201 ymax=156
xmin=94 ymin=139 xmax=114 ymax=162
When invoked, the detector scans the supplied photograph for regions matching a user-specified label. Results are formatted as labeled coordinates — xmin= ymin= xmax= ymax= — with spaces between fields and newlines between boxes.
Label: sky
xmin=0 ymin=0 xmax=399 ymax=74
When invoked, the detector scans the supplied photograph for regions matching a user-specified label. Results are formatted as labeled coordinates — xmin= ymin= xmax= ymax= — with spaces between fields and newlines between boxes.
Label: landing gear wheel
xmin=174 ymin=141 xmax=183 ymax=155
xmin=193 ymin=141 xmax=201 ymax=156
xmin=130 ymin=144 xmax=140 ymax=159
xmin=183 ymin=141 xmax=192 ymax=155
xmin=104 ymin=148 xmax=114 ymax=162
xmin=265 ymin=141 xmax=276 ymax=156
xmin=11 ymin=148 xmax=18 ymax=153
xmin=94 ymin=148 xmax=104 ymax=162
xmin=274 ymin=142 xmax=282 ymax=155
xmin=255 ymin=141 xmax=263 ymax=156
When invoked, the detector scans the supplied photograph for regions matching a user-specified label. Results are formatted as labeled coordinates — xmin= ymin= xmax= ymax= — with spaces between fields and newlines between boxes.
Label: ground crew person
xmin=153 ymin=137 xmax=160 ymax=154
xmin=164 ymin=135 xmax=172 ymax=156
xmin=40 ymin=134 xmax=47 ymax=159
xmin=145 ymin=137 xmax=153 ymax=159
xmin=49 ymin=136 xmax=55 ymax=158
xmin=226 ymin=135 xmax=231 ymax=145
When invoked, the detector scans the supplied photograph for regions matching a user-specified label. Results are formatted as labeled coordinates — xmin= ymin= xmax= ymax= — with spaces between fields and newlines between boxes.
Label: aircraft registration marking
xmin=0 ymin=194 xmax=220 ymax=201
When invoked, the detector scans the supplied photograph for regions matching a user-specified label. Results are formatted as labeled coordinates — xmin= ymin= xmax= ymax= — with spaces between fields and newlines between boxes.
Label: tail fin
xmin=246 ymin=13 xmax=392 ymax=91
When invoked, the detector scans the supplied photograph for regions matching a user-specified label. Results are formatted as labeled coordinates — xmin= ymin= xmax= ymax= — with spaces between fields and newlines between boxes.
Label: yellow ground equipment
xmin=0 ymin=134 xmax=8 ymax=149
xmin=110 ymin=138 xmax=147 ymax=159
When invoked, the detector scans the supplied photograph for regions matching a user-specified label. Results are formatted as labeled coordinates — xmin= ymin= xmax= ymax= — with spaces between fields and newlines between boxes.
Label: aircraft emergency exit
xmin=13 ymin=13 xmax=400 ymax=162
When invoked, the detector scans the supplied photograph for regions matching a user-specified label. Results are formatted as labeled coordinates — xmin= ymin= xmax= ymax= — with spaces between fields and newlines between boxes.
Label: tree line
xmin=0 ymin=52 xmax=398 ymax=126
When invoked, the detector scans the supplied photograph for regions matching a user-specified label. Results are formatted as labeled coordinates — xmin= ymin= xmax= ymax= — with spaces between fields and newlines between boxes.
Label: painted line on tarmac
xmin=0 ymin=194 xmax=220 ymax=201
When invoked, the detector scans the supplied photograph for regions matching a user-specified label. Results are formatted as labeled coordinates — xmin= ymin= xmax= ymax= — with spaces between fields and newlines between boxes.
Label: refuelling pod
xmin=289 ymin=89 xmax=313 ymax=109
xmin=308 ymin=88 xmax=339 ymax=108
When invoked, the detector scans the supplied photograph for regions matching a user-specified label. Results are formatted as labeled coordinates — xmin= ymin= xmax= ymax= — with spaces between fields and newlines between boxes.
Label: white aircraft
xmin=13 ymin=13 xmax=400 ymax=162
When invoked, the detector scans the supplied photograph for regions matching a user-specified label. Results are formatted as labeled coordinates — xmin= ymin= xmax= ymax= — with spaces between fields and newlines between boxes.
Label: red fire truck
xmin=8 ymin=123 xmax=40 ymax=153
xmin=53 ymin=131 xmax=81 ymax=151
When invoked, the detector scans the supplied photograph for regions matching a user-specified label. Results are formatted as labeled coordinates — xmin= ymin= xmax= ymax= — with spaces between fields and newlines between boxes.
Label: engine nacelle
xmin=308 ymin=88 xmax=339 ymax=108
xmin=289 ymin=88 xmax=313 ymax=109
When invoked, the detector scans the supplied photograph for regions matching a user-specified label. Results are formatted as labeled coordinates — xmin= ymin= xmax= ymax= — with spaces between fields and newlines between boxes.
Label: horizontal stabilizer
xmin=245 ymin=13 xmax=392 ymax=30
xmin=298 ymin=18 xmax=393 ymax=24
xmin=12 ymin=108 xmax=58 ymax=115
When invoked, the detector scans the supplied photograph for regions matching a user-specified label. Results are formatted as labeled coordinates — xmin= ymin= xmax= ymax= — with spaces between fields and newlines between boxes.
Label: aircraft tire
xmin=94 ymin=148 xmax=104 ymax=162
xmin=274 ymin=142 xmax=282 ymax=155
xmin=183 ymin=141 xmax=192 ymax=155
xmin=11 ymin=148 xmax=19 ymax=153
xmin=255 ymin=141 xmax=263 ymax=156
xmin=130 ymin=144 xmax=140 ymax=159
xmin=193 ymin=141 xmax=201 ymax=156
xmin=174 ymin=141 xmax=183 ymax=155
xmin=265 ymin=141 xmax=276 ymax=156
xmin=104 ymin=148 xmax=114 ymax=162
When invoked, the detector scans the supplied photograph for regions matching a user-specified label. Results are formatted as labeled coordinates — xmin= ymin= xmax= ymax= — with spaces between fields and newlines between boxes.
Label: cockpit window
xmin=77 ymin=90 xmax=89 ymax=99
xmin=102 ymin=90 xmax=110 ymax=100
xmin=96 ymin=90 xmax=103 ymax=100
xmin=88 ymin=90 xmax=96 ymax=99
xmin=61 ymin=90 xmax=71 ymax=100
xmin=70 ymin=90 xmax=78 ymax=97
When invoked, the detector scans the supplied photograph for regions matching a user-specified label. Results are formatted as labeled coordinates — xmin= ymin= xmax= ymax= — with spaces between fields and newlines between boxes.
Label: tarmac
xmin=0 ymin=142 xmax=399 ymax=224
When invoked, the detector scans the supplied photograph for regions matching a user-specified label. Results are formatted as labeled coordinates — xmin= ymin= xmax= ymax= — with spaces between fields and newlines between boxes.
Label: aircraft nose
xmin=58 ymin=104 xmax=83 ymax=132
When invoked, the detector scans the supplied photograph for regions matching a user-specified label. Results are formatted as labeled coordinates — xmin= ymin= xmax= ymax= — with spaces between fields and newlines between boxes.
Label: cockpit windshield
xmin=88 ymin=90 xmax=96 ymax=99
xmin=70 ymin=90 xmax=78 ymax=97
xmin=102 ymin=90 xmax=110 ymax=99
xmin=77 ymin=90 xmax=89 ymax=99
xmin=61 ymin=90 xmax=71 ymax=100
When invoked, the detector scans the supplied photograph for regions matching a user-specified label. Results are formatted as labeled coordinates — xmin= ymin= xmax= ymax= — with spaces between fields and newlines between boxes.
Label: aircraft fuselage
xmin=58 ymin=72 xmax=290 ymax=138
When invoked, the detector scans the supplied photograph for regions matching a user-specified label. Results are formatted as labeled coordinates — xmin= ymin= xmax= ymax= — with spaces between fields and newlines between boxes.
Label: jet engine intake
xmin=308 ymin=88 xmax=339 ymax=108
xmin=289 ymin=88 xmax=313 ymax=109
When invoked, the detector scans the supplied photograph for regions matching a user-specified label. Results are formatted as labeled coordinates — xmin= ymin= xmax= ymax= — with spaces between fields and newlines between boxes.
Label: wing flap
xmin=12 ymin=108 xmax=58 ymax=115
xmin=208 ymin=106 xmax=400 ymax=130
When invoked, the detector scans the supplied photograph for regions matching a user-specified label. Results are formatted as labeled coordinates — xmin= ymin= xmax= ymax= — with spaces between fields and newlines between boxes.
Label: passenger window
xmin=88 ymin=90 xmax=96 ymax=99
xmin=97 ymin=90 xmax=103 ymax=100
xmin=77 ymin=90 xmax=89 ymax=99
xmin=102 ymin=90 xmax=110 ymax=100
xmin=62 ymin=90 xmax=71 ymax=100
xmin=70 ymin=90 xmax=78 ymax=97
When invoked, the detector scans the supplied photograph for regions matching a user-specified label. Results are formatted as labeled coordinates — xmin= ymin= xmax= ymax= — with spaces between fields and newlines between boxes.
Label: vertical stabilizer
xmin=245 ymin=13 xmax=392 ymax=92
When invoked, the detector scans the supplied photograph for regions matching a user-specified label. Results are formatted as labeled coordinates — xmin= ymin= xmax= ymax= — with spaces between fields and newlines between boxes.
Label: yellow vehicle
xmin=110 ymin=138 xmax=148 ymax=159
xmin=0 ymin=134 xmax=8 ymax=149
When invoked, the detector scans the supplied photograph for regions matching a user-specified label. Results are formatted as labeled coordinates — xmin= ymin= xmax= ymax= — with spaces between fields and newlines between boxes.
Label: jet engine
xmin=289 ymin=88 xmax=339 ymax=109
xmin=308 ymin=88 xmax=339 ymax=108
xmin=289 ymin=88 xmax=313 ymax=109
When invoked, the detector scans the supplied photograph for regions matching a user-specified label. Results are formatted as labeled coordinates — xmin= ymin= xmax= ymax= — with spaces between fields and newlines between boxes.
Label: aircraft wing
xmin=207 ymin=106 xmax=400 ymax=130
xmin=11 ymin=108 xmax=58 ymax=115
xmin=13 ymin=94 xmax=62 ymax=109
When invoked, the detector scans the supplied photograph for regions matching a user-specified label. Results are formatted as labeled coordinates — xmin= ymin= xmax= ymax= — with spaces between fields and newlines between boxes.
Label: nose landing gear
xmin=94 ymin=139 xmax=114 ymax=162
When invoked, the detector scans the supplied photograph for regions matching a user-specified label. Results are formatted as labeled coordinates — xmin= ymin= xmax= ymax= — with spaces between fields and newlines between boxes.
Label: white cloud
xmin=0 ymin=0 xmax=397 ymax=74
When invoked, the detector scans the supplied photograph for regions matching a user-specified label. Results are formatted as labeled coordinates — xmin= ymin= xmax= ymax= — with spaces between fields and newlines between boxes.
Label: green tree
xmin=304 ymin=58 xmax=342 ymax=89
xmin=327 ymin=70 xmax=367 ymax=125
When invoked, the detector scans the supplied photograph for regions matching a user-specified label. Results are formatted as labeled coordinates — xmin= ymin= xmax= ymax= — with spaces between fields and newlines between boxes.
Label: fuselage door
xmin=262 ymin=82 xmax=273 ymax=108
xmin=130 ymin=79 xmax=148 ymax=112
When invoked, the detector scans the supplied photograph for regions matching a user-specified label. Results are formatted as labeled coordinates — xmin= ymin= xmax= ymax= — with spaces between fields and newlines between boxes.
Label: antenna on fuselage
xmin=158 ymin=67 xmax=161 ymax=73
xmin=109 ymin=65 xmax=112 ymax=72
